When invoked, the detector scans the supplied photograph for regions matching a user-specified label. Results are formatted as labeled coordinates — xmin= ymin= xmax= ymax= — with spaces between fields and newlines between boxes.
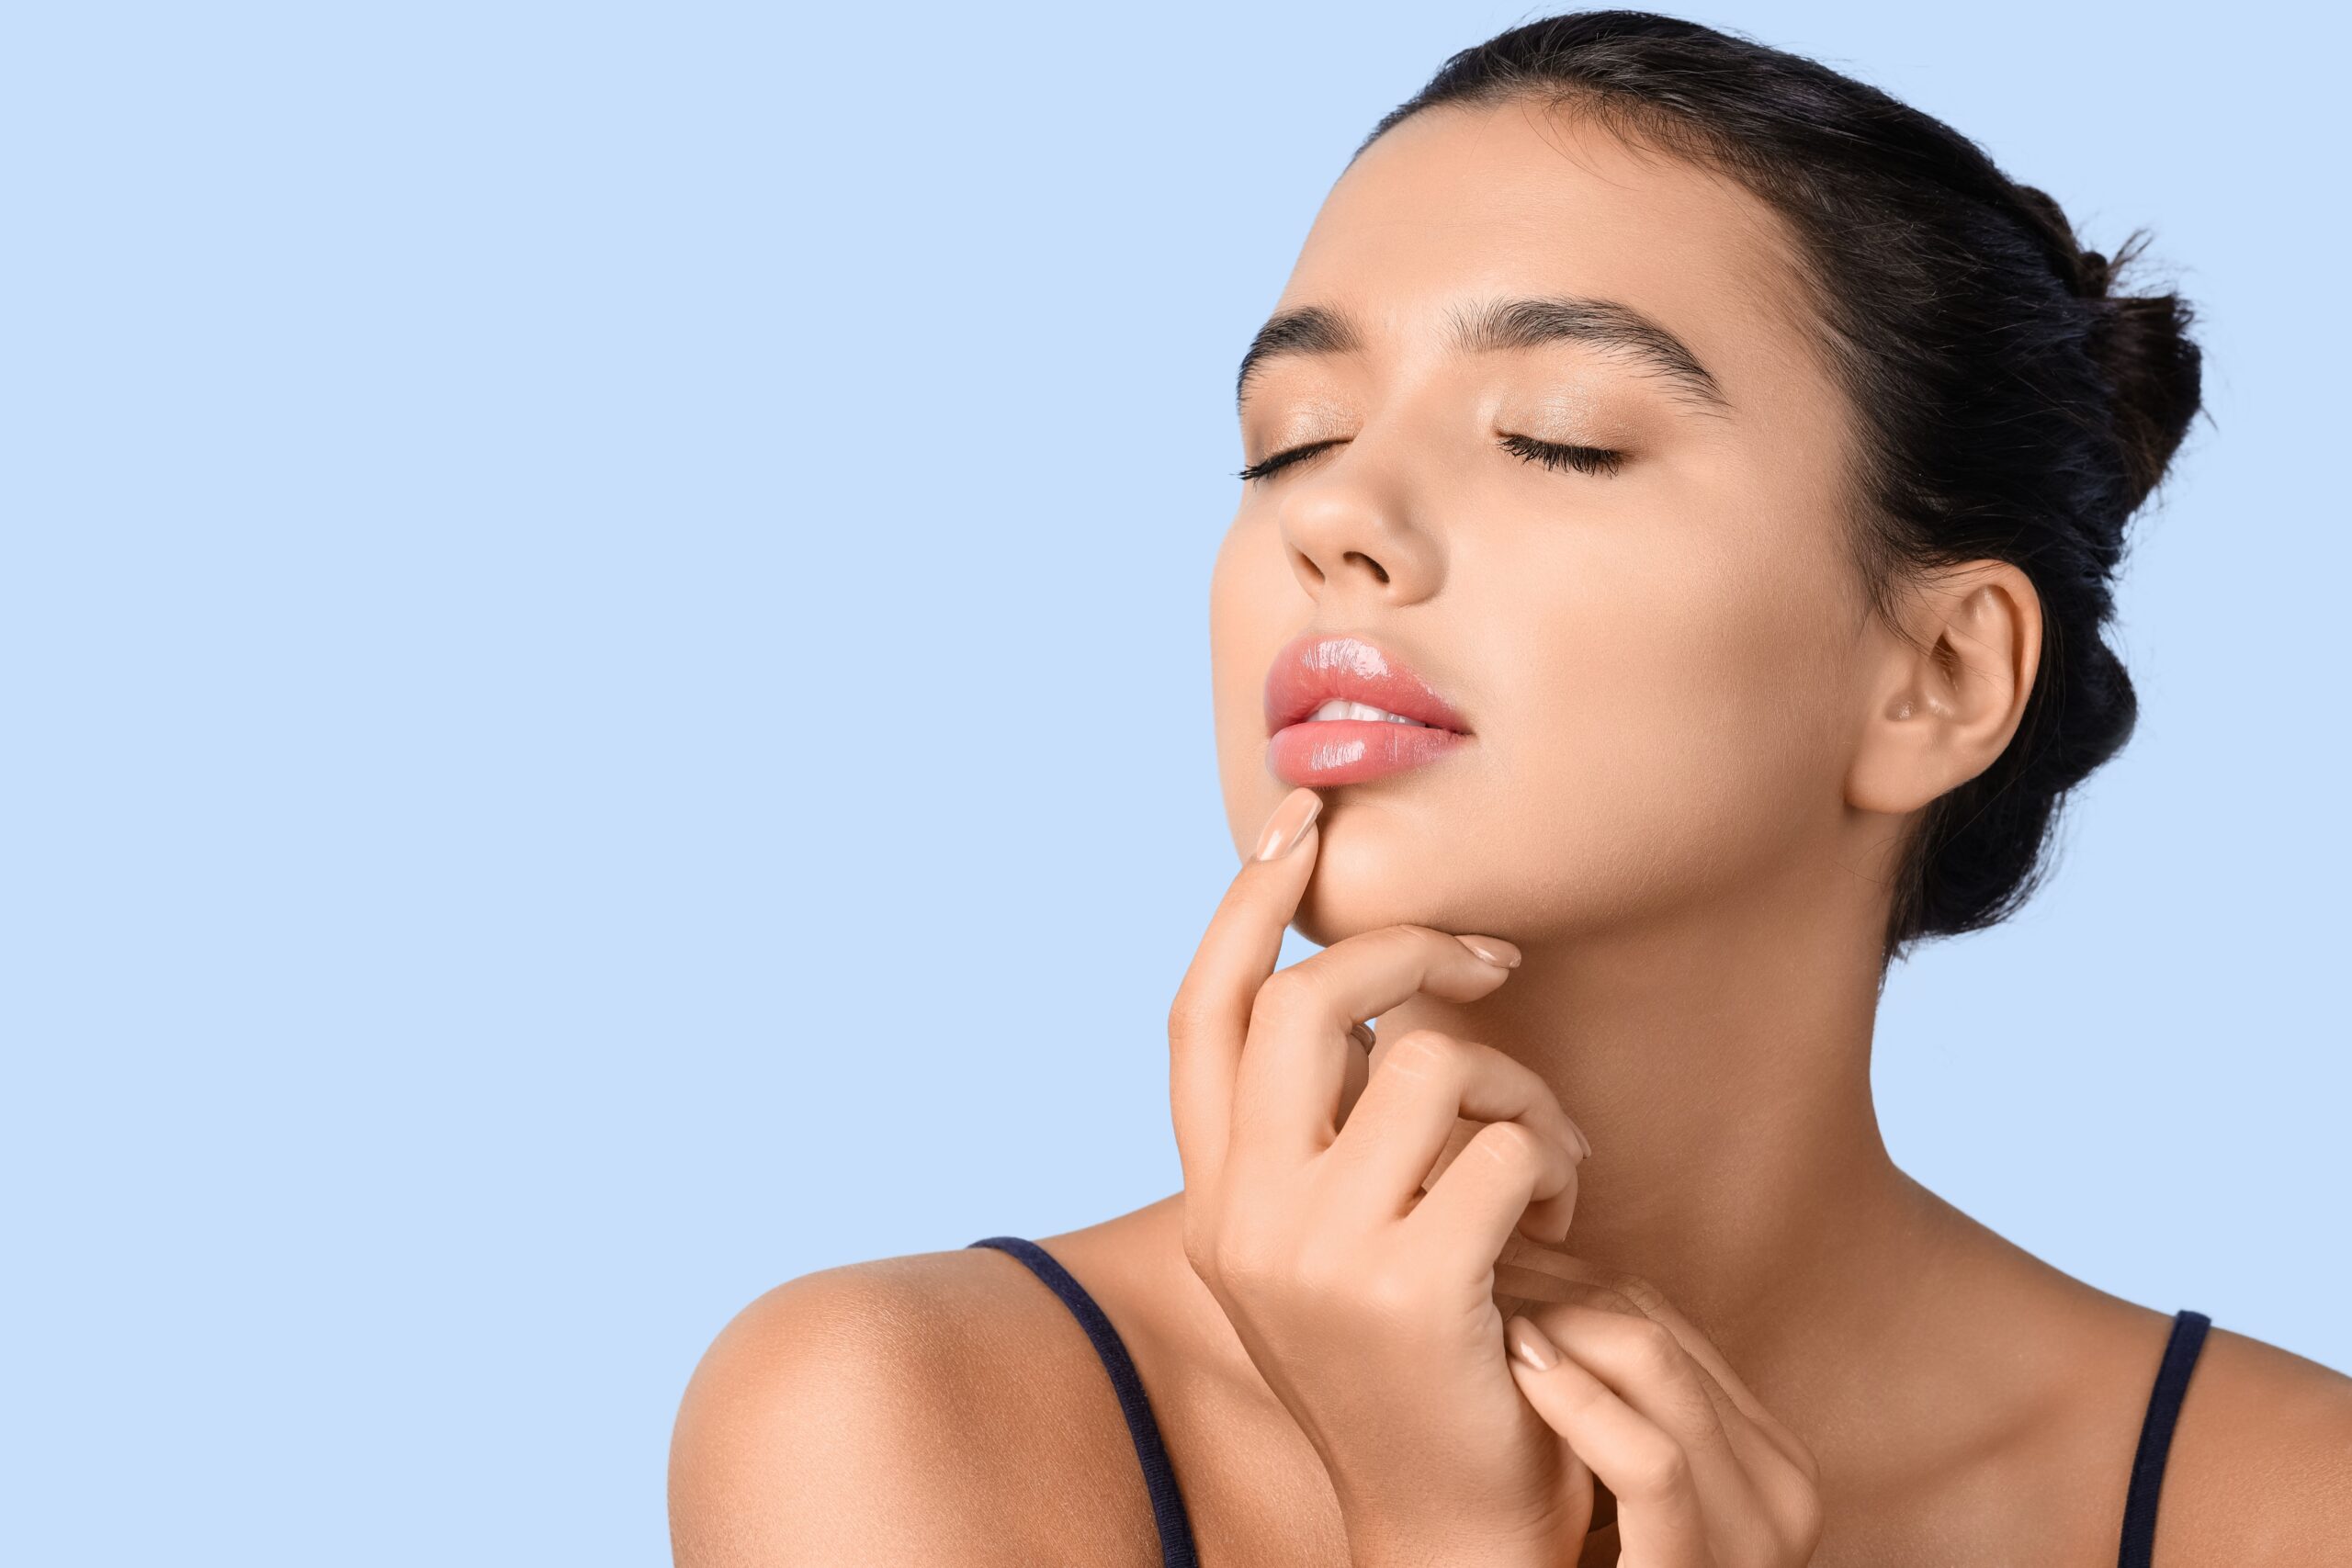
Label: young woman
xmin=670 ymin=13 xmax=2351 ymax=1565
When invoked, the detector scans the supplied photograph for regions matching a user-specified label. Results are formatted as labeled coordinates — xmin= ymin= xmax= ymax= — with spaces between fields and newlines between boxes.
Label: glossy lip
xmin=1261 ymin=631 xmax=1476 ymax=787
xmin=1262 ymin=630 xmax=1473 ymax=737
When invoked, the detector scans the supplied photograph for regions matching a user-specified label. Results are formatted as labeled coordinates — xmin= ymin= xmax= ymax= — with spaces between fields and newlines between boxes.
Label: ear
xmin=1845 ymin=562 xmax=2043 ymax=817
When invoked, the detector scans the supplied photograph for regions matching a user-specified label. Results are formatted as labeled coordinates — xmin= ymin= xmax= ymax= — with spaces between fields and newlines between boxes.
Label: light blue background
xmin=6 ymin=2 xmax=2344 ymax=1561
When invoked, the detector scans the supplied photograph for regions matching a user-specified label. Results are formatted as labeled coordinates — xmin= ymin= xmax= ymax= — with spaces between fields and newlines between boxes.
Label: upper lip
xmin=1263 ymin=630 xmax=1472 ymax=737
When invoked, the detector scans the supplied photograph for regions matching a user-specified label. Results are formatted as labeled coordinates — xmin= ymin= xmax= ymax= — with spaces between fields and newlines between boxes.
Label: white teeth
xmin=1308 ymin=698 xmax=1430 ymax=727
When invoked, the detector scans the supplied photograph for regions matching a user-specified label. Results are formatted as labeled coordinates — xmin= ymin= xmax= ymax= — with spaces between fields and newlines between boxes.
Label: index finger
xmin=1166 ymin=785 xmax=1323 ymax=1205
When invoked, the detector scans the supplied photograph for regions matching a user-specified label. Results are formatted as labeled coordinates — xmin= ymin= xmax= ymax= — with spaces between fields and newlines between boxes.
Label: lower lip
xmin=1267 ymin=719 xmax=1473 ymax=785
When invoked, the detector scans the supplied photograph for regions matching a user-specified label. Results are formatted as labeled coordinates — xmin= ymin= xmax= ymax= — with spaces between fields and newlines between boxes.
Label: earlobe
xmin=1844 ymin=564 xmax=2042 ymax=818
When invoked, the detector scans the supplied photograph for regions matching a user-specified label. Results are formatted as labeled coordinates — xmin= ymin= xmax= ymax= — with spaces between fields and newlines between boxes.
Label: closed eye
xmin=1498 ymin=434 xmax=1627 ymax=479
xmin=1236 ymin=434 xmax=1627 ymax=484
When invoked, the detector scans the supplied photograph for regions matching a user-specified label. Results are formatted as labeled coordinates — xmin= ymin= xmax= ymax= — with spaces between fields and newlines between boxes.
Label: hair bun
xmin=2007 ymin=184 xmax=2201 ymax=508
xmin=2086 ymin=276 xmax=2202 ymax=512
xmin=2007 ymin=183 xmax=2113 ymax=299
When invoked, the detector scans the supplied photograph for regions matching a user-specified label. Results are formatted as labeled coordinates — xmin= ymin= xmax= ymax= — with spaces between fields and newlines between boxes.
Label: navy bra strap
xmin=968 ymin=1236 xmax=1201 ymax=1568
xmin=2117 ymin=1308 xmax=2211 ymax=1568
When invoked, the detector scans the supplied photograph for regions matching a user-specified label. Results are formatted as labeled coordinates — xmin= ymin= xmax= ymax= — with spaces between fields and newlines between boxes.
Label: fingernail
xmin=1506 ymin=1314 xmax=1558 ymax=1372
xmin=1349 ymin=1021 xmax=1376 ymax=1051
xmin=1565 ymin=1115 xmax=1593 ymax=1160
xmin=1252 ymin=787 xmax=1322 ymax=861
xmin=1455 ymin=933 xmax=1521 ymax=968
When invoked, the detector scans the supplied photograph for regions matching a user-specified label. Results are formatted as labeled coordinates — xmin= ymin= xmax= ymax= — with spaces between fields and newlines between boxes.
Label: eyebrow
xmin=1233 ymin=295 xmax=1731 ymax=419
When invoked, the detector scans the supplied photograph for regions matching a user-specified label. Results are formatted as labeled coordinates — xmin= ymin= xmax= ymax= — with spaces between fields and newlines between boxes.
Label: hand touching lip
xmin=1168 ymin=784 xmax=1591 ymax=1566
xmin=1262 ymin=631 xmax=1475 ymax=786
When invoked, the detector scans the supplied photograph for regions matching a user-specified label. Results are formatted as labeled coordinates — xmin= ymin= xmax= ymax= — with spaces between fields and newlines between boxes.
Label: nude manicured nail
xmin=1455 ymin=933 xmax=1521 ymax=968
xmin=1565 ymin=1116 xmax=1594 ymax=1160
xmin=1252 ymin=787 xmax=1322 ymax=861
xmin=1506 ymin=1315 xmax=1558 ymax=1372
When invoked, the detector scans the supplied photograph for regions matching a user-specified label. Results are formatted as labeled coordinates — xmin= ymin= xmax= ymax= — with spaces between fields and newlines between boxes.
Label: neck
xmin=1128 ymin=866 xmax=2039 ymax=1500
xmin=1373 ymin=871 xmax=1950 ymax=1375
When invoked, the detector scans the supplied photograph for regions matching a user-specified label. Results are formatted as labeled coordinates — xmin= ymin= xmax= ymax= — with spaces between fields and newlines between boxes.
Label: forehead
xmin=1275 ymin=99 xmax=1825 ymax=401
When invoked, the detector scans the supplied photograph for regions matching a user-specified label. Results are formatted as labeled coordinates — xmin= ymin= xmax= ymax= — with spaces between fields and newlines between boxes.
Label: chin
xmin=1288 ymin=821 xmax=1480 ymax=950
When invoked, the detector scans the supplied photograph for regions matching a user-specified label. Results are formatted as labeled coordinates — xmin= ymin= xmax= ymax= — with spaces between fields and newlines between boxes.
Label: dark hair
xmin=1355 ymin=10 xmax=2205 ymax=968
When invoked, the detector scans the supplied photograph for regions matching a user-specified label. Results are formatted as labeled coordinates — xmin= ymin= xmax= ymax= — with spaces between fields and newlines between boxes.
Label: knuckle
xmin=1385 ymin=1027 xmax=1462 ymax=1079
xmin=1599 ymin=1269 xmax=1671 ymax=1319
xmin=1357 ymin=1259 xmax=1431 ymax=1323
xmin=1166 ymin=993 xmax=1212 ymax=1041
xmin=1469 ymin=1118 xmax=1546 ymax=1171
xmin=1565 ymin=1278 xmax=1641 ymax=1318
xmin=1248 ymin=967 xmax=1322 ymax=1031
xmin=1398 ymin=922 xmax=1468 ymax=960
xmin=1625 ymin=1316 xmax=1684 ymax=1379
xmin=1355 ymin=924 xmax=1462 ymax=982
xmin=1288 ymin=1235 xmax=1350 ymax=1298
xmin=1376 ymin=922 xmax=1442 ymax=955
xmin=1212 ymin=1224 xmax=1284 ymax=1292
xmin=1664 ymin=1376 xmax=1721 ymax=1438
xmin=1626 ymin=1435 xmax=1691 ymax=1499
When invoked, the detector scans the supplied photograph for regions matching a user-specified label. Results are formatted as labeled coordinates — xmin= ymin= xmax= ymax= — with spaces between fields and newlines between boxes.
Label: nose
xmin=1274 ymin=445 xmax=1445 ymax=608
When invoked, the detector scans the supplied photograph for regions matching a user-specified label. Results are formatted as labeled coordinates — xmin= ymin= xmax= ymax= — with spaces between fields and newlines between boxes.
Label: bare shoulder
xmin=2155 ymin=1320 xmax=2352 ymax=1564
xmin=668 ymin=1246 xmax=1164 ymax=1568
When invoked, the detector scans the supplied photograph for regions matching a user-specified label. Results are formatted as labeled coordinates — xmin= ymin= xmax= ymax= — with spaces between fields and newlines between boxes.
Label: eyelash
xmin=1235 ymin=434 xmax=1627 ymax=485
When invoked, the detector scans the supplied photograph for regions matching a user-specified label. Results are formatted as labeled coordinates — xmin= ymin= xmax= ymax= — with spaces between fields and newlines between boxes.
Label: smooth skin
xmin=671 ymin=100 xmax=2352 ymax=1566
xmin=1170 ymin=784 xmax=1824 ymax=1567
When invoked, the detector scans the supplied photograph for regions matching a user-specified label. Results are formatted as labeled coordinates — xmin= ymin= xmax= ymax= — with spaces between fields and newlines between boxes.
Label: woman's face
xmin=1211 ymin=100 xmax=1879 ymax=950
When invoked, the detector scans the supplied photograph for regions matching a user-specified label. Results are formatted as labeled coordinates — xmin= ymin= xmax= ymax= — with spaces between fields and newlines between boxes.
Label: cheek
xmin=1479 ymin=532 xmax=1856 ymax=919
